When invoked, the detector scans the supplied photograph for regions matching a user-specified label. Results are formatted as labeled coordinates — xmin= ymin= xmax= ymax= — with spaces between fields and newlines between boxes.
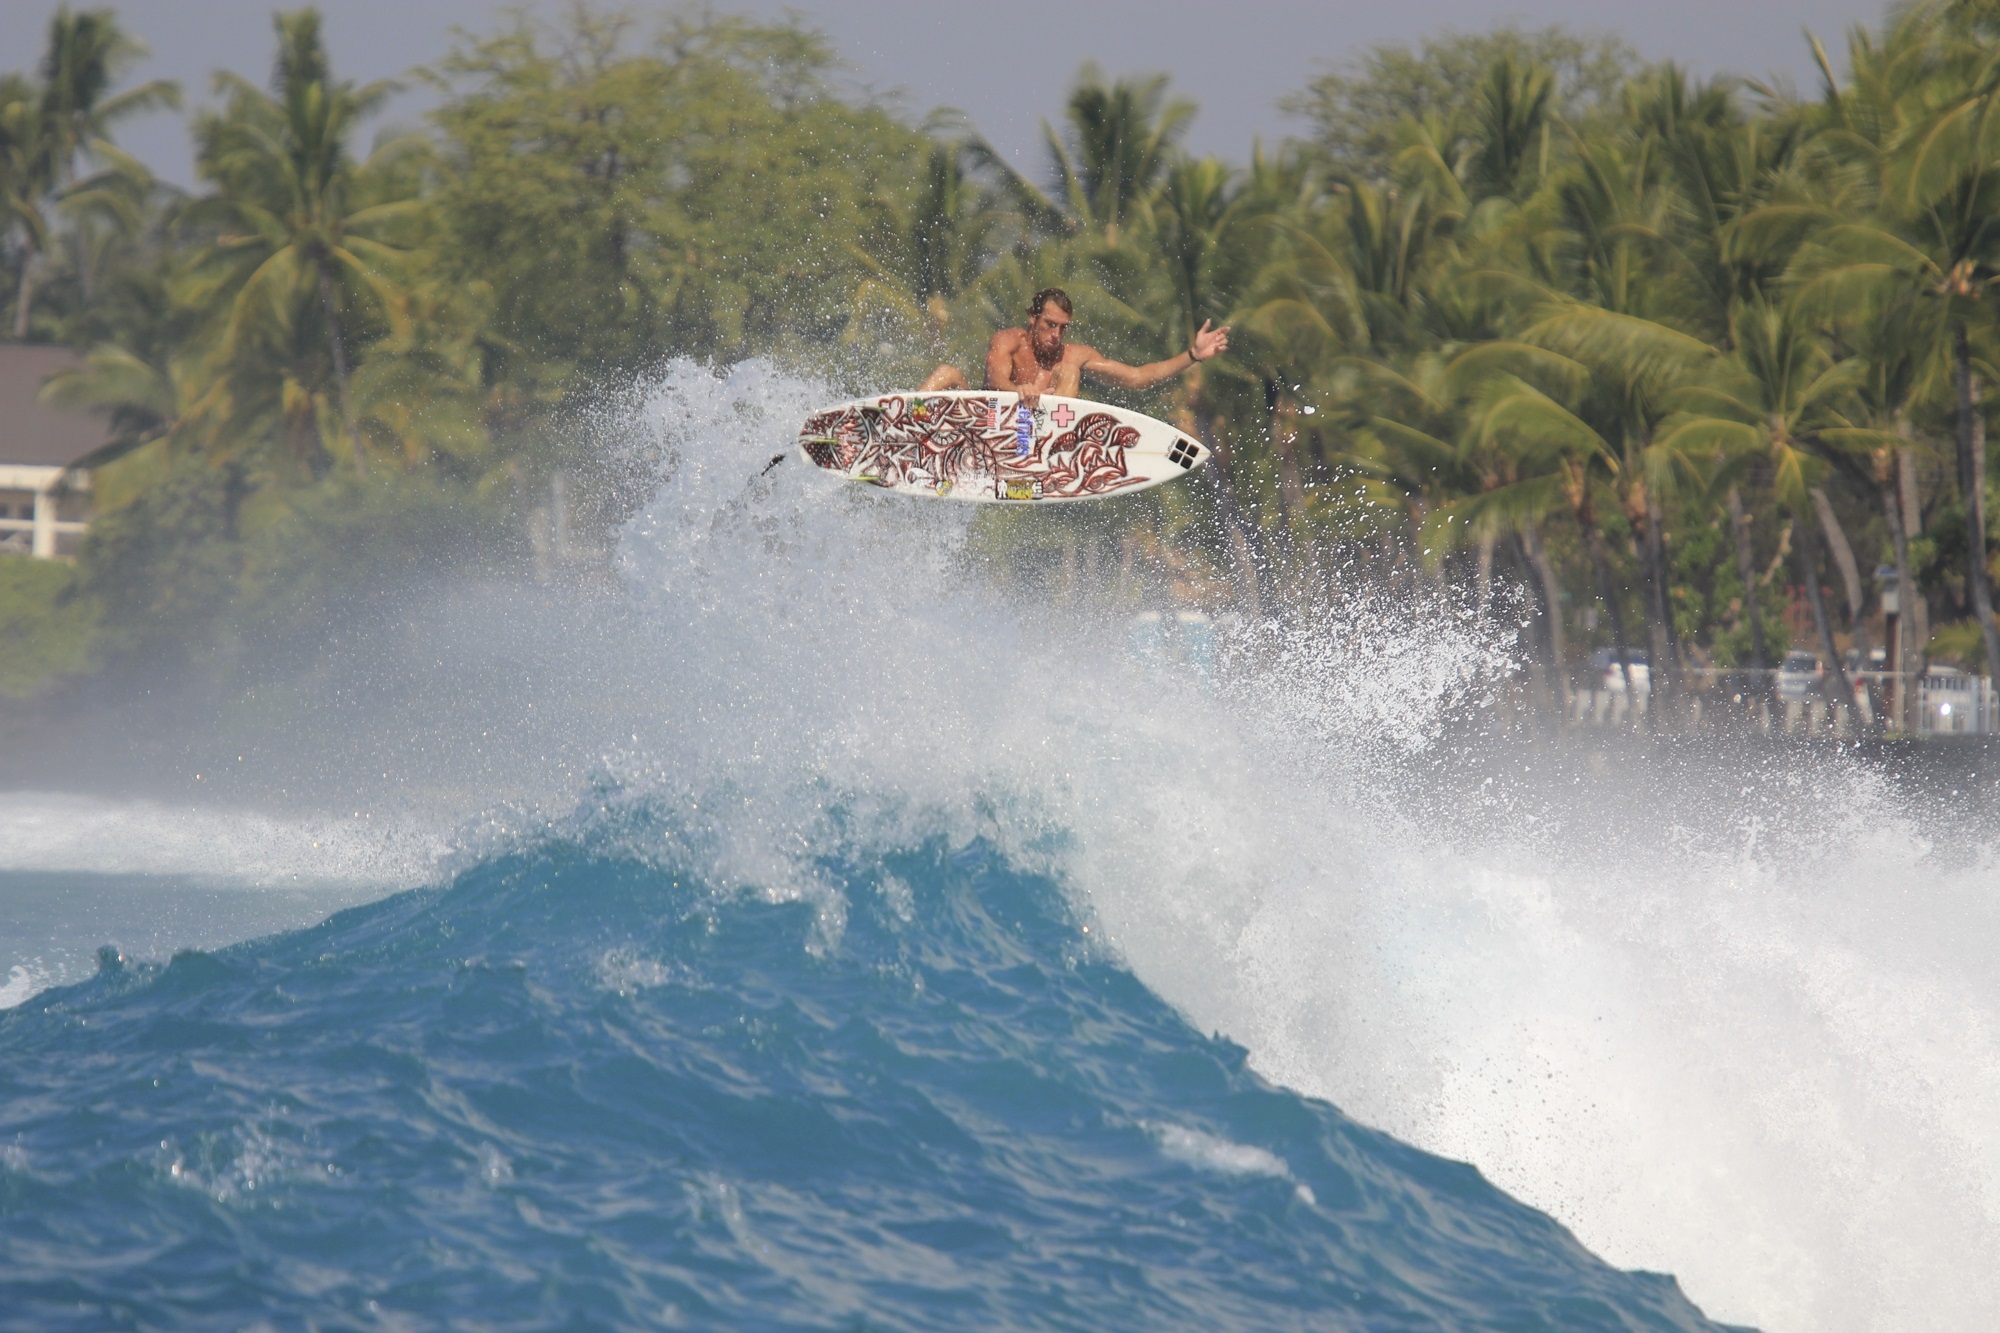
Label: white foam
xmin=0 ymin=963 xmax=45 ymax=1009
xmin=0 ymin=791 xmax=446 ymax=886
xmin=589 ymin=361 xmax=1998 ymax=1333
xmin=1151 ymin=1122 xmax=1313 ymax=1203
xmin=1062 ymin=705 xmax=2000 ymax=1331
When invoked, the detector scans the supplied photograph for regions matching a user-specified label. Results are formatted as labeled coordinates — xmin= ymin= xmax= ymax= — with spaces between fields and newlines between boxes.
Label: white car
xmin=1590 ymin=647 xmax=1650 ymax=695
xmin=1776 ymin=650 xmax=1821 ymax=703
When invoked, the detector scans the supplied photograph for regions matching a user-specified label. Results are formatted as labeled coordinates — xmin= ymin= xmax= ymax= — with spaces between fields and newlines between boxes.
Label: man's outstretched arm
xmin=1081 ymin=320 xmax=1231 ymax=391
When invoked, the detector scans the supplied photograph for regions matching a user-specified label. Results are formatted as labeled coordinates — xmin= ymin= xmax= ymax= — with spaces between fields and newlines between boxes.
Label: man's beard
xmin=1032 ymin=335 xmax=1063 ymax=370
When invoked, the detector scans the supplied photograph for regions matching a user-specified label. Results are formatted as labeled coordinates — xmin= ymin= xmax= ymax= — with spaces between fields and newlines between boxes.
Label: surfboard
xmin=797 ymin=390 xmax=1207 ymax=503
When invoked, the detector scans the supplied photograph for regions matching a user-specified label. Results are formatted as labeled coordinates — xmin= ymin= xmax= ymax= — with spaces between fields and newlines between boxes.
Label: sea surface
xmin=1 ymin=362 xmax=1993 ymax=1331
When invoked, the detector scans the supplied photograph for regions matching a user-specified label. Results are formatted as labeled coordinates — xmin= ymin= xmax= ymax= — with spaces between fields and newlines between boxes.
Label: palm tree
xmin=9 ymin=7 xmax=178 ymax=338
xmin=39 ymin=340 xmax=236 ymax=477
xmin=1792 ymin=14 xmax=1951 ymax=712
xmin=1657 ymin=295 xmax=1882 ymax=714
xmin=965 ymin=64 xmax=1195 ymax=255
xmin=1045 ymin=65 xmax=1195 ymax=244
xmin=1472 ymin=358 xmax=1642 ymax=694
xmin=1371 ymin=341 xmax=1584 ymax=597
xmin=1520 ymin=299 xmax=1716 ymax=703
xmin=0 ymin=77 xmax=44 ymax=318
xmin=1147 ymin=151 xmax=1272 ymax=599
xmin=1822 ymin=308 xmax=1931 ymax=726
xmin=1463 ymin=54 xmax=1557 ymax=203
xmin=1634 ymin=68 xmax=1825 ymax=678
xmin=188 ymin=9 xmax=423 ymax=476
xmin=1793 ymin=3 xmax=2000 ymax=671
xmin=851 ymin=139 xmax=1008 ymax=347
xmin=1503 ymin=102 xmax=1762 ymax=704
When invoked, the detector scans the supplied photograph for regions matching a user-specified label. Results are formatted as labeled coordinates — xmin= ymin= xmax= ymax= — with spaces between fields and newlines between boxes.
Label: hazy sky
xmin=2 ymin=0 xmax=1889 ymax=186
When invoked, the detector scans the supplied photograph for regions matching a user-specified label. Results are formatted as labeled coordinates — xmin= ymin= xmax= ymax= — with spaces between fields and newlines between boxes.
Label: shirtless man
xmin=918 ymin=287 xmax=1229 ymax=408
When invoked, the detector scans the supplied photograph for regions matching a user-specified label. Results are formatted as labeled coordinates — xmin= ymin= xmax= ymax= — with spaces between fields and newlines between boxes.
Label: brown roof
xmin=0 ymin=344 xmax=112 ymax=469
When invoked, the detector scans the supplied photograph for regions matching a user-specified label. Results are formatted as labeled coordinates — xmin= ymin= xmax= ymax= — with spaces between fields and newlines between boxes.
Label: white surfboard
xmin=797 ymin=390 xmax=1207 ymax=503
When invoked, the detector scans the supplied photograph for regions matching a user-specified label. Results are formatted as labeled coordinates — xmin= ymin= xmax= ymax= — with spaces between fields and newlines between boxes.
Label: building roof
xmin=0 ymin=344 xmax=112 ymax=469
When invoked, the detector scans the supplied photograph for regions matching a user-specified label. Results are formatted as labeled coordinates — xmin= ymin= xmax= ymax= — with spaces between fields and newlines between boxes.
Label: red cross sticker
xmin=1052 ymin=403 xmax=1075 ymax=429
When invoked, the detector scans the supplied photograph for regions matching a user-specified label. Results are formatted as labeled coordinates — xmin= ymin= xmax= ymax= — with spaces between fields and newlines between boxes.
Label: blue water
xmin=0 ymin=801 xmax=1738 ymax=1330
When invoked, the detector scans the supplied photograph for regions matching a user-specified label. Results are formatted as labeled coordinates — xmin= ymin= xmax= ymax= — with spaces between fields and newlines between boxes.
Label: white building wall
xmin=0 ymin=464 xmax=91 ymax=560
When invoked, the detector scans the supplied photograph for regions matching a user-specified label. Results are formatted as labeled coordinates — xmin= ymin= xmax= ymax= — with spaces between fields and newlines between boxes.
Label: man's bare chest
xmin=1005 ymin=346 xmax=1082 ymax=390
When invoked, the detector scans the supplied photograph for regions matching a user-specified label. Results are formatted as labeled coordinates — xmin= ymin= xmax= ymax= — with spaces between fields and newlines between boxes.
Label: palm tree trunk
xmin=1520 ymin=524 xmax=1570 ymax=711
xmin=1878 ymin=461 xmax=1913 ymax=731
xmin=1202 ymin=428 xmax=1262 ymax=615
xmin=12 ymin=241 xmax=37 ymax=340
xmin=1475 ymin=528 xmax=1496 ymax=612
xmin=1954 ymin=325 xmax=1999 ymax=671
xmin=1725 ymin=485 xmax=1768 ymax=673
xmin=1899 ymin=441 xmax=1928 ymax=670
xmin=1394 ymin=495 xmax=1436 ymax=592
xmin=1184 ymin=386 xmax=1264 ymax=616
xmin=1795 ymin=504 xmax=1857 ymax=720
xmin=320 ymin=267 xmax=365 ymax=477
xmin=1638 ymin=483 xmax=1678 ymax=705
xmin=1811 ymin=485 xmax=1873 ymax=725
xmin=1586 ymin=524 xmax=1638 ymax=704
xmin=1265 ymin=381 xmax=1309 ymax=596
xmin=1265 ymin=381 xmax=1308 ymax=521
xmin=1177 ymin=369 xmax=1261 ymax=614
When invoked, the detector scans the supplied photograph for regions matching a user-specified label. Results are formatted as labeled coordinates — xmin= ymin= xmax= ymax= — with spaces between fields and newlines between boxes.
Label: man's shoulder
xmin=988 ymin=326 xmax=1028 ymax=347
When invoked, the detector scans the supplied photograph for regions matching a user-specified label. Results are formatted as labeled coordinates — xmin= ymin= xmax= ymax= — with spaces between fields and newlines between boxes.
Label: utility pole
xmin=1879 ymin=566 xmax=1901 ymax=733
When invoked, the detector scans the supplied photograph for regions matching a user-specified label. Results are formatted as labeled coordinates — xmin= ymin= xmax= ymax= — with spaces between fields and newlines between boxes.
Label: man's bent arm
xmin=982 ymin=332 xmax=1020 ymax=392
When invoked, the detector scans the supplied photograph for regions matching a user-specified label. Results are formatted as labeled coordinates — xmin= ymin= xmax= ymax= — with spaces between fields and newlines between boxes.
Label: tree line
xmin=2 ymin=1 xmax=1997 ymax=728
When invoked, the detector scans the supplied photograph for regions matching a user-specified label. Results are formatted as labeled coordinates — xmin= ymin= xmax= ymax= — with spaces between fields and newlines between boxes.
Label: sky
xmin=0 ymin=0 xmax=1891 ymax=187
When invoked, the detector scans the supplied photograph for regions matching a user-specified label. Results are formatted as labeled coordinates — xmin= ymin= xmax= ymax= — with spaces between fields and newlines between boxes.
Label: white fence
xmin=1566 ymin=667 xmax=2000 ymax=736
xmin=1916 ymin=670 xmax=1997 ymax=734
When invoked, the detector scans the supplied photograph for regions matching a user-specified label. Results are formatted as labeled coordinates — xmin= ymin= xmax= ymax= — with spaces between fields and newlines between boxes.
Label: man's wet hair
xmin=1028 ymin=288 xmax=1073 ymax=319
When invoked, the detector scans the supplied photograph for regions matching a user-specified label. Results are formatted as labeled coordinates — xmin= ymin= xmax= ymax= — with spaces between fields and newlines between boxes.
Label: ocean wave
xmin=0 ymin=814 xmax=1729 ymax=1331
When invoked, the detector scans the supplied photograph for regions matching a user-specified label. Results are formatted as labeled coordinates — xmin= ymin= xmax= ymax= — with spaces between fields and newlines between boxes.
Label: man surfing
xmin=919 ymin=287 xmax=1229 ymax=408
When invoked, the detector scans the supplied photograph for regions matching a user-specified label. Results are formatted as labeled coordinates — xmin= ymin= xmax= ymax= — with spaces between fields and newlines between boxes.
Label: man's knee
xmin=919 ymin=365 xmax=967 ymax=391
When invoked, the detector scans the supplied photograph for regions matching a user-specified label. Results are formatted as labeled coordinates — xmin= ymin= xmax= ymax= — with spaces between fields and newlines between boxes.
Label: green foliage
xmin=1284 ymin=25 xmax=1638 ymax=182
xmin=72 ymin=454 xmax=515 ymax=663
xmin=0 ymin=555 xmax=100 ymax=697
xmin=1929 ymin=616 xmax=1986 ymax=667
xmin=1045 ymin=65 xmax=1195 ymax=237
xmin=428 ymin=9 xmax=931 ymax=378
xmin=73 ymin=458 xmax=244 ymax=651
xmin=1672 ymin=517 xmax=1790 ymax=665
xmin=228 ymin=471 xmax=516 ymax=636
xmin=1 ymin=6 xmax=177 ymax=340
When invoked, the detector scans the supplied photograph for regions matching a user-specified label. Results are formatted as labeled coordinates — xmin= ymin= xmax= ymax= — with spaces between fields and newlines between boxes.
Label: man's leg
xmin=918 ymin=365 xmax=968 ymax=391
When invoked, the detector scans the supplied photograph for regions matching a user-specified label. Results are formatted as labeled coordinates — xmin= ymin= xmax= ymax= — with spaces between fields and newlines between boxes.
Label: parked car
xmin=1843 ymin=647 xmax=1888 ymax=675
xmin=1589 ymin=647 xmax=1650 ymax=695
xmin=1776 ymin=650 xmax=1821 ymax=703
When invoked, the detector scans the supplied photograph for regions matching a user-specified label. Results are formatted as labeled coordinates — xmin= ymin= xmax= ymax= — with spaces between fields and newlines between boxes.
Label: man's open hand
xmin=1191 ymin=319 xmax=1230 ymax=362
